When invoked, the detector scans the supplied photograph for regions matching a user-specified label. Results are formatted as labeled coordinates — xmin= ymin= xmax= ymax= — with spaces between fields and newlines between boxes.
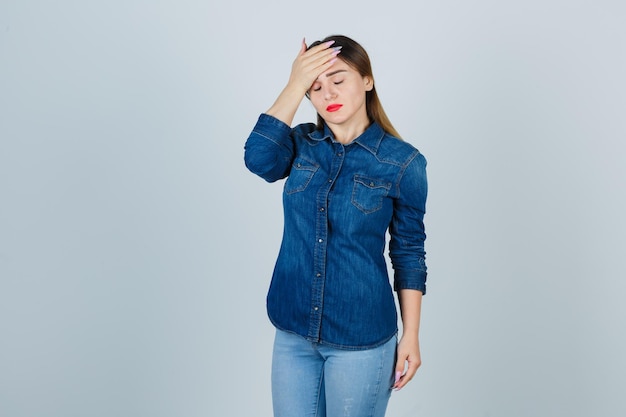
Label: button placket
xmin=308 ymin=142 xmax=345 ymax=341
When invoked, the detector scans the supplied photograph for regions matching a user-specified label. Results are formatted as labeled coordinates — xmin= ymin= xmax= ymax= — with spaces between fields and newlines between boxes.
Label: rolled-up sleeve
xmin=244 ymin=114 xmax=295 ymax=183
xmin=389 ymin=151 xmax=428 ymax=294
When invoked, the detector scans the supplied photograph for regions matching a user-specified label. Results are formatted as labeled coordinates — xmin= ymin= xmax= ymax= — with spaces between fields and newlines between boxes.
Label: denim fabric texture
xmin=244 ymin=113 xmax=427 ymax=349
xmin=271 ymin=329 xmax=396 ymax=417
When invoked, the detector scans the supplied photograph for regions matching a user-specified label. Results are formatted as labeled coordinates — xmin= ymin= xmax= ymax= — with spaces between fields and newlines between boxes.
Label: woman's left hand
xmin=393 ymin=334 xmax=421 ymax=390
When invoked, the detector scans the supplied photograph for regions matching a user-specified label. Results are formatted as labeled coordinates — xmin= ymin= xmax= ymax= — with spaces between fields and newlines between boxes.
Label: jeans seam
xmin=367 ymin=341 xmax=388 ymax=417
xmin=314 ymin=365 xmax=324 ymax=417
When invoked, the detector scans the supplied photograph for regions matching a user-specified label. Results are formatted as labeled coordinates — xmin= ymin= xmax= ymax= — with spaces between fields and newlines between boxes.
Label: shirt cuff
xmin=252 ymin=113 xmax=293 ymax=146
xmin=394 ymin=269 xmax=427 ymax=295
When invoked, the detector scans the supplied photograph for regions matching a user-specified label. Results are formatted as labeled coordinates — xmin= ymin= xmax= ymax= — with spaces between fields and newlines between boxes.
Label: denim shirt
xmin=244 ymin=114 xmax=428 ymax=350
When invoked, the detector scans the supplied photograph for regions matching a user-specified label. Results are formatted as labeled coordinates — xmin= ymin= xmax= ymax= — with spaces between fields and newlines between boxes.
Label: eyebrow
xmin=325 ymin=69 xmax=347 ymax=77
xmin=315 ymin=69 xmax=347 ymax=82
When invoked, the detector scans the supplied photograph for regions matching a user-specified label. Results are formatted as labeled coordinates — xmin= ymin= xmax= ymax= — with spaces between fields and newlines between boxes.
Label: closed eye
xmin=333 ymin=80 xmax=344 ymax=85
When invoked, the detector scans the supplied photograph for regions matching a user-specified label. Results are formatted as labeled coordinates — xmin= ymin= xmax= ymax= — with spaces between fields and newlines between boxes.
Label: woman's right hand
xmin=265 ymin=39 xmax=340 ymax=126
xmin=287 ymin=39 xmax=341 ymax=95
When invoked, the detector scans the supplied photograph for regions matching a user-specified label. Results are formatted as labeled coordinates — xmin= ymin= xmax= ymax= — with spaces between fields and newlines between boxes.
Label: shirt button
xmin=318 ymin=239 xmax=323 ymax=243
xmin=320 ymin=207 xmax=325 ymax=212
xmin=314 ymin=307 xmax=319 ymax=311
xmin=328 ymin=179 xmax=333 ymax=183
xmin=316 ymin=273 xmax=321 ymax=277
xmin=337 ymin=153 xmax=343 ymax=156
xmin=370 ymin=182 xmax=375 ymax=187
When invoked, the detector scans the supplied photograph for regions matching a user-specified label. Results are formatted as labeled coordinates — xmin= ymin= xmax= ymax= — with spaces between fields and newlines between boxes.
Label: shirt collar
xmin=308 ymin=122 xmax=385 ymax=154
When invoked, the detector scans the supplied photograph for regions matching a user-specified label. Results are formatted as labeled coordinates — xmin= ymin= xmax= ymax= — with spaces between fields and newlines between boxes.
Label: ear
xmin=363 ymin=76 xmax=374 ymax=92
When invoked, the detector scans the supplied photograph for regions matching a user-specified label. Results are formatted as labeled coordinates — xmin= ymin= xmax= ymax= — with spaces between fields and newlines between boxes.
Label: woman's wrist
xmin=266 ymin=84 xmax=307 ymax=125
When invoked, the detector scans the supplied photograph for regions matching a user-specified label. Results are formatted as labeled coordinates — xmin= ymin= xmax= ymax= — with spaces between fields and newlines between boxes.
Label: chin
xmin=324 ymin=113 xmax=348 ymax=123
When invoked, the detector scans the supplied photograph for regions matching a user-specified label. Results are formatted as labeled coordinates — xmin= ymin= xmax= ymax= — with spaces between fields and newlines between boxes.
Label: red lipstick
xmin=326 ymin=104 xmax=343 ymax=112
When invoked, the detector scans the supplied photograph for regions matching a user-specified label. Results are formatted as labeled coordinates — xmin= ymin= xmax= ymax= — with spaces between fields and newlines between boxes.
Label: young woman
xmin=244 ymin=35 xmax=428 ymax=417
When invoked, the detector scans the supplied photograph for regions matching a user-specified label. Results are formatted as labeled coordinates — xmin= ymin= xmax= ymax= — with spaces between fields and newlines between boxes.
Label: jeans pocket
xmin=285 ymin=157 xmax=319 ymax=194
xmin=351 ymin=175 xmax=391 ymax=214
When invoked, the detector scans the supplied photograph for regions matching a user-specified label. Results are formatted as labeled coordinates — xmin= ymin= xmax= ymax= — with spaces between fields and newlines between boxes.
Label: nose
xmin=324 ymin=85 xmax=337 ymax=101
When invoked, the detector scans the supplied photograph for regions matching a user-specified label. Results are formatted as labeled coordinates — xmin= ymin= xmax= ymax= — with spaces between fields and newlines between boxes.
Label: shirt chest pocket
xmin=285 ymin=157 xmax=319 ymax=194
xmin=351 ymin=175 xmax=392 ymax=214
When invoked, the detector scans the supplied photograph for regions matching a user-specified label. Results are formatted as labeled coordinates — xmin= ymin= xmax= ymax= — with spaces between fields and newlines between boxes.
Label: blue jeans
xmin=271 ymin=329 xmax=397 ymax=417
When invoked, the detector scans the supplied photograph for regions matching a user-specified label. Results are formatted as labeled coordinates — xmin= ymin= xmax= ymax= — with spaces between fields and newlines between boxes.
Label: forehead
xmin=315 ymin=60 xmax=357 ymax=81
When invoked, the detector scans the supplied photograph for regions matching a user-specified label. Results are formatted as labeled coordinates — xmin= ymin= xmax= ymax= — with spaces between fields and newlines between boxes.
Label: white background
xmin=1 ymin=1 xmax=625 ymax=416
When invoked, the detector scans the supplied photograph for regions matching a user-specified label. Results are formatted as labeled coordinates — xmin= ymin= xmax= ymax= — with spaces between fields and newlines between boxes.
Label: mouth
xmin=326 ymin=104 xmax=343 ymax=112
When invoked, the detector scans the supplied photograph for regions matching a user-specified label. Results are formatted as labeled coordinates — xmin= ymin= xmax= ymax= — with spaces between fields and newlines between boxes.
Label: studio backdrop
xmin=1 ymin=1 xmax=625 ymax=416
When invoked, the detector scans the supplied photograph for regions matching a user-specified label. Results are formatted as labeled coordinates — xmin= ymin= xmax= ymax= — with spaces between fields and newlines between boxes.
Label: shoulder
xmin=377 ymin=133 xmax=427 ymax=168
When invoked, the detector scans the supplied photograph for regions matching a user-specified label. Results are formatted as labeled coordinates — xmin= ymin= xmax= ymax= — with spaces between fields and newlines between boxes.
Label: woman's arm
xmin=266 ymin=39 xmax=340 ymax=126
xmin=394 ymin=289 xmax=423 ymax=390
xmin=243 ymin=40 xmax=340 ymax=181
xmin=389 ymin=151 xmax=428 ymax=389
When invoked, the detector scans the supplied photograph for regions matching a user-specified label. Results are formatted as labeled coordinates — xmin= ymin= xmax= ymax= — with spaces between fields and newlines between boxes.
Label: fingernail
xmin=329 ymin=58 xmax=338 ymax=64
xmin=395 ymin=371 xmax=401 ymax=383
xmin=332 ymin=46 xmax=342 ymax=51
xmin=325 ymin=40 xmax=335 ymax=46
xmin=331 ymin=49 xmax=341 ymax=57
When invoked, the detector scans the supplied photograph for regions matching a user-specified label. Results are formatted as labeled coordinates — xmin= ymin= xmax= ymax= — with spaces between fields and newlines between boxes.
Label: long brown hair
xmin=307 ymin=35 xmax=402 ymax=139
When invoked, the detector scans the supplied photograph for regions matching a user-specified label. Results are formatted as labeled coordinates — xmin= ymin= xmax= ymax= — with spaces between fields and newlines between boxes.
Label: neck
xmin=327 ymin=114 xmax=370 ymax=144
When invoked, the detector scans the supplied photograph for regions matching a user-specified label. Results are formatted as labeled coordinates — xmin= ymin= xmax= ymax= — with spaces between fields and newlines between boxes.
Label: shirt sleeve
xmin=389 ymin=151 xmax=428 ymax=294
xmin=243 ymin=114 xmax=295 ymax=183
